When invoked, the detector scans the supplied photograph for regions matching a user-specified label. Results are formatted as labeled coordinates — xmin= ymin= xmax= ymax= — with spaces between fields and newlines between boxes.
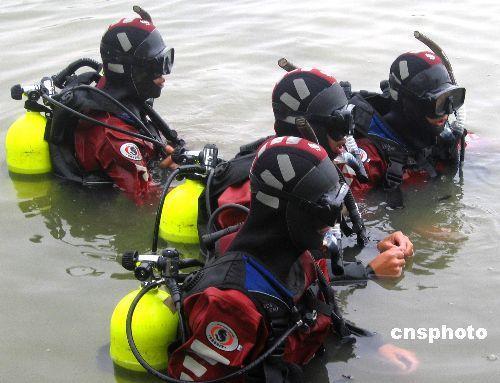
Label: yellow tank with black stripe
xmin=5 ymin=111 xmax=52 ymax=175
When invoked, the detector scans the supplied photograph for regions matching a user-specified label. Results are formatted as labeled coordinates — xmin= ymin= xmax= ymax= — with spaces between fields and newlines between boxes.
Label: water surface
xmin=1 ymin=1 xmax=500 ymax=382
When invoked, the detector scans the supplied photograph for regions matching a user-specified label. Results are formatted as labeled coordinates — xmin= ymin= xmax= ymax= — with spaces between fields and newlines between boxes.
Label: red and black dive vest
xmin=178 ymin=251 xmax=356 ymax=382
xmin=348 ymin=86 xmax=461 ymax=207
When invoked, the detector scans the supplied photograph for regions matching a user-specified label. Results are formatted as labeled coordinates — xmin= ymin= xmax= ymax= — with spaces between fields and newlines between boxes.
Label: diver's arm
xmin=368 ymin=247 xmax=406 ymax=278
xmin=95 ymin=116 xmax=156 ymax=203
xmin=377 ymin=231 xmax=414 ymax=258
xmin=331 ymin=251 xmax=405 ymax=281
xmin=329 ymin=231 xmax=413 ymax=281
xmin=355 ymin=334 xmax=420 ymax=373
xmin=378 ymin=343 xmax=419 ymax=372
xmin=158 ymin=144 xmax=179 ymax=169
xmin=75 ymin=114 xmax=153 ymax=202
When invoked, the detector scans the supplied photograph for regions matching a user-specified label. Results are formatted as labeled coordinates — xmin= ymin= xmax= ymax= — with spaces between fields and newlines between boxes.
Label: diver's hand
xmin=378 ymin=343 xmax=419 ymax=373
xmin=368 ymin=247 xmax=405 ymax=278
xmin=159 ymin=145 xmax=179 ymax=169
xmin=377 ymin=231 xmax=414 ymax=258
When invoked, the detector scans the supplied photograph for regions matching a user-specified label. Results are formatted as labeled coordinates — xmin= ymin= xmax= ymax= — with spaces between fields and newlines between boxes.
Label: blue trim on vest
xmin=115 ymin=112 xmax=137 ymax=126
xmin=243 ymin=256 xmax=294 ymax=302
xmin=368 ymin=115 xmax=406 ymax=148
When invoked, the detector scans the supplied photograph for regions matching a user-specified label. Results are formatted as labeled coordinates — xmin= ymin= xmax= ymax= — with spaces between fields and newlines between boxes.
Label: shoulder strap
xmin=206 ymin=152 xmax=256 ymax=199
xmin=182 ymin=252 xmax=247 ymax=297
xmin=349 ymin=94 xmax=409 ymax=208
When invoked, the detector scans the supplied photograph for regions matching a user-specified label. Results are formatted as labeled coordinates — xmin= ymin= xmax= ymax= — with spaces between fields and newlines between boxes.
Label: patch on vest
xmin=119 ymin=143 xmax=142 ymax=161
xmin=206 ymin=322 xmax=239 ymax=352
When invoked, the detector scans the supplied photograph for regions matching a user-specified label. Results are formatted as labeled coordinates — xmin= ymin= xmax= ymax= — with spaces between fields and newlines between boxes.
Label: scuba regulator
xmin=322 ymin=224 xmax=373 ymax=285
xmin=152 ymin=144 xmax=225 ymax=253
xmin=153 ymin=143 xmax=250 ymax=259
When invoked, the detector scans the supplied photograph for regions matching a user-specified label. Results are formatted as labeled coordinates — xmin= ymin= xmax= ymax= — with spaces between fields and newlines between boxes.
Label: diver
xmin=44 ymin=7 xmax=182 ymax=204
xmin=346 ymin=51 xmax=466 ymax=208
xmin=207 ymin=68 xmax=414 ymax=279
xmin=167 ymin=138 xmax=419 ymax=381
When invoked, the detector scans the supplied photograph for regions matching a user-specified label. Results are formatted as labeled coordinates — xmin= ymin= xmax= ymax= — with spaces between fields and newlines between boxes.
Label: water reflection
xmin=66 ymin=265 xmax=105 ymax=277
xmin=361 ymin=176 xmax=468 ymax=276
xmin=10 ymin=173 xmax=203 ymax=275
xmin=10 ymin=173 xmax=157 ymax=257
xmin=96 ymin=343 xmax=162 ymax=383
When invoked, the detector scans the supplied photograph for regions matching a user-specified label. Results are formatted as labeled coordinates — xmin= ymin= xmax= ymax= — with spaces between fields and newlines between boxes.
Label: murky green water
xmin=1 ymin=1 xmax=500 ymax=382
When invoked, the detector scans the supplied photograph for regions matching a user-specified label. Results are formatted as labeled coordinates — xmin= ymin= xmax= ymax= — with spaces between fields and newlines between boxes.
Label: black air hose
xmin=40 ymin=93 xmax=166 ymax=151
xmin=52 ymin=58 xmax=102 ymax=88
xmin=204 ymin=168 xmax=215 ymax=218
xmin=206 ymin=203 xmax=250 ymax=234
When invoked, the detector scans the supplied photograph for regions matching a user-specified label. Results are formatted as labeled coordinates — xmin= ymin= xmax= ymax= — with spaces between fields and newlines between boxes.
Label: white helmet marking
xmin=293 ymin=78 xmax=311 ymax=100
xmin=256 ymin=191 xmax=280 ymax=209
xmin=399 ymin=60 xmax=410 ymax=80
xmin=108 ymin=63 xmax=125 ymax=74
xmin=389 ymin=88 xmax=398 ymax=101
xmin=260 ymin=170 xmax=283 ymax=190
xmin=277 ymin=154 xmax=295 ymax=181
xmin=307 ymin=143 xmax=321 ymax=151
xmin=117 ymin=32 xmax=133 ymax=52
xmin=257 ymin=143 xmax=268 ymax=158
xmin=270 ymin=137 xmax=285 ymax=145
xmin=280 ymin=92 xmax=300 ymax=111
xmin=285 ymin=136 xmax=301 ymax=145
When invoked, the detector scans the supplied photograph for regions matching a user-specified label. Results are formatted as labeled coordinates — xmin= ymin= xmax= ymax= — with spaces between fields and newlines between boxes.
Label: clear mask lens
xmin=433 ymin=87 xmax=465 ymax=116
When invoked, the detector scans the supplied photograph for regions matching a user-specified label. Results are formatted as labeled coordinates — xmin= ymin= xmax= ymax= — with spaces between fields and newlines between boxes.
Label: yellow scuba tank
xmin=5 ymin=111 xmax=52 ymax=175
xmin=159 ymin=179 xmax=205 ymax=244
xmin=110 ymin=288 xmax=179 ymax=372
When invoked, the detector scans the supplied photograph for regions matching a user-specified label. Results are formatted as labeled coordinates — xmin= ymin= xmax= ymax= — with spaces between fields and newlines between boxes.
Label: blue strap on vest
xmin=243 ymin=255 xmax=294 ymax=304
xmin=368 ymin=114 xmax=406 ymax=147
